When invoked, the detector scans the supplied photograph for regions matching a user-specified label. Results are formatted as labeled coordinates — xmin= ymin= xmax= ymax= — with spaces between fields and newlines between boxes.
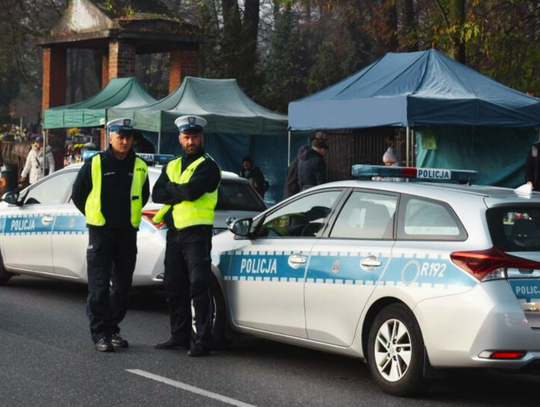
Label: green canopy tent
xmin=108 ymin=76 xmax=290 ymax=203
xmin=43 ymin=77 xmax=156 ymax=129
xmin=108 ymin=76 xmax=287 ymax=134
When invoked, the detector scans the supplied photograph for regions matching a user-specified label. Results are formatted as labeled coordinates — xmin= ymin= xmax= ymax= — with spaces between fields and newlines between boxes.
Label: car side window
xmin=330 ymin=191 xmax=397 ymax=239
xmin=257 ymin=190 xmax=342 ymax=238
xmin=217 ymin=181 xmax=267 ymax=211
xmin=24 ymin=171 xmax=78 ymax=205
xmin=398 ymin=197 xmax=466 ymax=240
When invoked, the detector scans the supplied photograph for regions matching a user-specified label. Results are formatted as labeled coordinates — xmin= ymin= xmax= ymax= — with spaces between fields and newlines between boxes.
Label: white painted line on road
xmin=126 ymin=369 xmax=257 ymax=407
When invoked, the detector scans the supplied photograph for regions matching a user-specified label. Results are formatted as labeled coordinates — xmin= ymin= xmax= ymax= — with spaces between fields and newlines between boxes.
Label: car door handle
xmin=361 ymin=255 xmax=382 ymax=271
xmin=288 ymin=252 xmax=307 ymax=269
xmin=42 ymin=216 xmax=54 ymax=223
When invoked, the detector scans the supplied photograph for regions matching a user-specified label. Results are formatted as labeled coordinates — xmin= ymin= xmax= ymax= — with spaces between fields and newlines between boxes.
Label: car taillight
xmin=450 ymin=247 xmax=540 ymax=281
xmin=478 ymin=350 xmax=526 ymax=360
xmin=142 ymin=209 xmax=164 ymax=228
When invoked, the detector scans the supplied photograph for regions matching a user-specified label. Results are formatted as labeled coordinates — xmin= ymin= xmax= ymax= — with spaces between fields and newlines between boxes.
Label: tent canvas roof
xmin=289 ymin=49 xmax=540 ymax=130
xmin=43 ymin=77 xmax=156 ymax=129
xmin=109 ymin=76 xmax=288 ymax=135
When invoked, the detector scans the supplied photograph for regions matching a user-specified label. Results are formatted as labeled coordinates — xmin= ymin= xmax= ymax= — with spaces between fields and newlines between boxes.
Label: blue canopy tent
xmin=289 ymin=49 xmax=540 ymax=186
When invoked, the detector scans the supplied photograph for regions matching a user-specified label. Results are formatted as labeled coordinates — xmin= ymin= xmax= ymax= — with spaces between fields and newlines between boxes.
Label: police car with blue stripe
xmin=0 ymin=161 xmax=265 ymax=287
xmin=210 ymin=165 xmax=540 ymax=396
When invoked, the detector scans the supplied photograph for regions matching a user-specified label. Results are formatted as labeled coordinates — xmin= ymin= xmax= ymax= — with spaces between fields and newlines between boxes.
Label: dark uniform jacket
xmin=239 ymin=165 xmax=266 ymax=197
xmin=152 ymin=149 xmax=221 ymax=230
xmin=72 ymin=147 xmax=150 ymax=229
xmin=297 ymin=148 xmax=327 ymax=191
xmin=525 ymin=141 xmax=540 ymax=191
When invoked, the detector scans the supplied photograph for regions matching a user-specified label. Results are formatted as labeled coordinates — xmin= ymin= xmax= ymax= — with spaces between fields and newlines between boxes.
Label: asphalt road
xmin=1 ymin=276 xmax=539 ymax=407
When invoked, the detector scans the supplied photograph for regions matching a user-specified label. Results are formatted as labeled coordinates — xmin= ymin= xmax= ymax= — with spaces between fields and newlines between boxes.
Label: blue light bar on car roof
xmin=136 ymin=153 xmax=175 ymax=164
xmin=351 ymin=165 xmax=479 ymax=183
xmin=82 ymin=150 xmax=174 ymax=164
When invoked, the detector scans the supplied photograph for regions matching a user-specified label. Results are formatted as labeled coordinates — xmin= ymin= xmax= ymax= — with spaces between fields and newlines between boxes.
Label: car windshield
xmin=487 ymin=206 xmax=540 ymax=251
xmin=217 ymin=181 xmax=266 ymax=211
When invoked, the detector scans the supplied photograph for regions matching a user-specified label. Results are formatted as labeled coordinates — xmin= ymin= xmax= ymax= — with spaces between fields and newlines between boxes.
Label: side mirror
xmin=229 ymin=217 xmax=252 ymax=237
xmin=2 ymin=190 xmax=20 ymax=206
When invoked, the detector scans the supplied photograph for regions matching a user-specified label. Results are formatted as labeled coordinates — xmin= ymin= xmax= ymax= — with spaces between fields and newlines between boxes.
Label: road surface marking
xmin=126 ymin=369 xmax=257 ymax=407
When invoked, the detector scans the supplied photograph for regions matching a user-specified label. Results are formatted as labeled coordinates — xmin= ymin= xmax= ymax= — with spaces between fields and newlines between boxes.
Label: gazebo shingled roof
xmin=36 ymin=0 xmax=203 ymax=53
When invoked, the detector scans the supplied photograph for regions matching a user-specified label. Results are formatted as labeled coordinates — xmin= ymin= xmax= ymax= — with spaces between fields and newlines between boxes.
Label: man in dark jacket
xmin=297 ymin=138 xmax=329 ymax=191
xmin=72 ymin=118 xmax=150 ymax=352
xmin=239 ymin=156 xmax=266 ymax=197
xmin=152 ymin=115 xmax=221 ymax=357
xmin=525 ymin=140 xmax=540 ymax=191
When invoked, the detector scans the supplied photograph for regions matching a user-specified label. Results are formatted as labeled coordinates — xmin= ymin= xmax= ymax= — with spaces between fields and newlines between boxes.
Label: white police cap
xmin=174 ymin=115 xmax=207 ymax=133
xmin=106 ymin=118 xmax=136 ymax=134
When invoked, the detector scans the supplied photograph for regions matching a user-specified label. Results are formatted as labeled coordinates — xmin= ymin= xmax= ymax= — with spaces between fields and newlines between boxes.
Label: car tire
xmin=367 ymin=303 xmax=429 ymax=396
xmin=209 ymin=275 xmax=228 ymax=349
xmin=0 ymin=253 xmax=13 ymax=285
xmin=191 ymin=275 xmax=229 ymax=349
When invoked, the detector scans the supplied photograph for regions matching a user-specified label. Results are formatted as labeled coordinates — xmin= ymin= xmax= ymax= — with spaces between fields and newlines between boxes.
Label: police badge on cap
xmin=174 ymin=115 xmax=207 ymax=133
xmin=106 ymin=118 xmax=136 ymax=134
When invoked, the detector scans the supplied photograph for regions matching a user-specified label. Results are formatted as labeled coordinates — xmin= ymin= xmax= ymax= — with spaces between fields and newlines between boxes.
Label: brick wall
xmin=109 ymin=40 xmax=136 ymax=79
xmin=101 ymin=51 xmax=109 ymax=87
xmin=169 ymin=50 xmax=199 ymax=93
xmin=42 ymin=47 xmax=67 ymax=110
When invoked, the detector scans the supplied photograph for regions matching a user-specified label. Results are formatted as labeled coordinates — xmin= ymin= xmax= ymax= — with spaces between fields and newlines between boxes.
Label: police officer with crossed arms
xmin=153 ymin=115 xmax=221 ymax=357
xmin=72 ymin=118 xmax=149 ymax=352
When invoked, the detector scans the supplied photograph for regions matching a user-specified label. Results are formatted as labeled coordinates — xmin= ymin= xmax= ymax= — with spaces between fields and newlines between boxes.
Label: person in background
xmin=71 ymin=118 xmax=150 ymax=353
xmin=525 ymin=140 xmax=540 ymax=191
xmin=284 ymin=133 xmax=324 ymax=198
xmin=132 ymin=131 xmax=156 ymax=154
xmin=20 ymin=136 xmax=55 ymax=185
xmin=379 ymin=146 xmax=404 ymax=182
xmin=297 ymin=138 xmax=329 ymax=191
xmin=152 ymin=115 xmax=221 ymax=357
xmin=382 ymin=146 xmax=399 ymax=166
xmin=239 ymin=156 xmax=266 ymax=197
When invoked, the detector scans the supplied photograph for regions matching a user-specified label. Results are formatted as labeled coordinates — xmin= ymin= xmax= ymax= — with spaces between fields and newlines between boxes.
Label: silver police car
xmin=0 ymin=163 xmax=266 ymax=287
xmin=209 ymin=165 xmax=540 ymax=396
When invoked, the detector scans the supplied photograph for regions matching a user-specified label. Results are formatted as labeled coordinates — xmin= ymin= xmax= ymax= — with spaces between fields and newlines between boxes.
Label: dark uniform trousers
xmin=86 ymin=227 xmax=137 ymax=343
xmin=164 ymin=226 xmax=214 ymax=346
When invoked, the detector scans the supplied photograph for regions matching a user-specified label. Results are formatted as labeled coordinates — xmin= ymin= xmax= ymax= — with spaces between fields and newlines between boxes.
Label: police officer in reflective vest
xmin=153 ymin=115 xmax=221 ymax=357
xmin=72 ymin=118 xmax=149 ymax=352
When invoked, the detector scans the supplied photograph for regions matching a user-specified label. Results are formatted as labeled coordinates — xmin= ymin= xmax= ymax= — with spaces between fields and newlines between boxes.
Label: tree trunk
xmin=450 ymin=0 xmax=466 ymax=63
xmin=386 ymin=0 xmax=398 ymax=51
xmin=402 ymin=0 xmax=418 ymax=51
xmin=243 ymin=0 xmax=260 ymax=71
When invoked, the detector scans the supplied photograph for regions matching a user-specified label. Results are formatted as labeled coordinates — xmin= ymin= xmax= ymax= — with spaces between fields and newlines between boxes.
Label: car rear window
xmin=487 ymin=206 xmax=540 ymax=251
xmin=397 ymin=196 xmax=467 ymax=241
xmin=217 ymin=181 xmax=267 ymax=211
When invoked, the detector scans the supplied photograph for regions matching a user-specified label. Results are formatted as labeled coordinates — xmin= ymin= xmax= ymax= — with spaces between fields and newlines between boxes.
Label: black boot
xmin=187 ymin=340 xmax=210 ymax=357
xmin=95 ymin=337 xmax=114 ymax=353
xmin=155 ymin=337 xmax=190 ymax=350
xmin=110 ymin=334 xmax=129 ymax=349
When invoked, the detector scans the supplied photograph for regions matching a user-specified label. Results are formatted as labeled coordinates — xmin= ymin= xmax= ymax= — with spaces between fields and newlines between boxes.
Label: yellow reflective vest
xmin=85 ymin=154 xmax=148 ymax=228
xmin=152 ymin=155 xmax=218 ymax=230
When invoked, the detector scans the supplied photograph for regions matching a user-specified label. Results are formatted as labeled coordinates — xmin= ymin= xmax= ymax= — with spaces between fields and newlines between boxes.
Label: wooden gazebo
xmin=36 ymin=0 xmax=204 ymax=112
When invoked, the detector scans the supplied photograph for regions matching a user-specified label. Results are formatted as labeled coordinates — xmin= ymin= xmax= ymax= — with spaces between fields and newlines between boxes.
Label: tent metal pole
xmin=287 ymin=130 xmax=291 ymax=166
xmin=411 ymin=128 xmax=415 ymax=167
xmin=406 ymin=127 xmax=410 ymax=166
xmin=157 ymin=131 xmax=161 ymax=154
xmin=43 ymin=129 xmax=48 ymax=179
